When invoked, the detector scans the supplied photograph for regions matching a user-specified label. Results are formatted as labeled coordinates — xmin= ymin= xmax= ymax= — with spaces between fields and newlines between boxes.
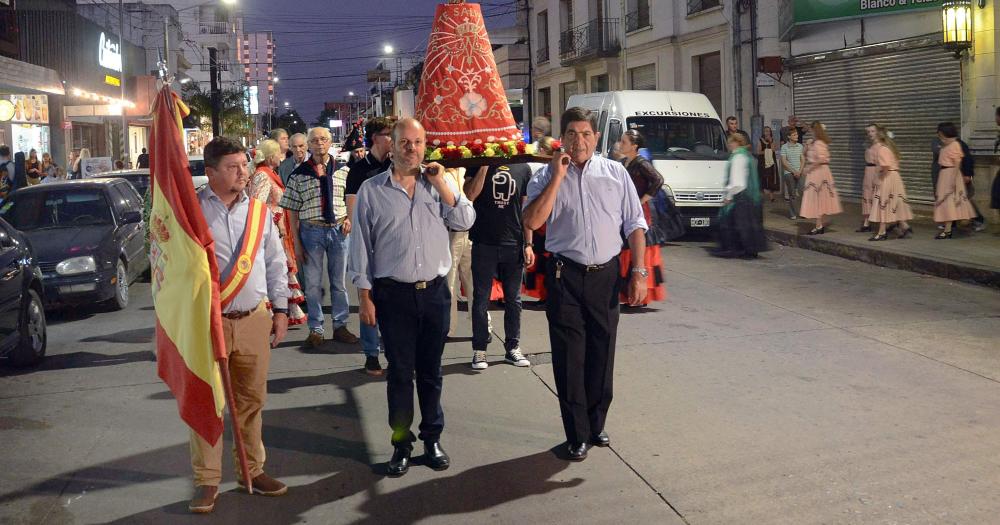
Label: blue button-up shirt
xmin=524 ymin=154 xmax=647 ymax=265
xmin=349 ymin=169 xmax=476 ymax=290
xmin=198 ymin=186 xmax=289 ymax=313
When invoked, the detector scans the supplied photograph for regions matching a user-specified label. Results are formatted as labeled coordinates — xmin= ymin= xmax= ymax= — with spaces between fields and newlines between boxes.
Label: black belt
xmin=939 ymin=165 xmax=954 ymax=168
xmin=555 ymin=254 xmax=617 ymax=273
xmin=865 ymin=163 xmax=877 ymax=167
xmin=374 ymin=275 xmax=445 ymax=290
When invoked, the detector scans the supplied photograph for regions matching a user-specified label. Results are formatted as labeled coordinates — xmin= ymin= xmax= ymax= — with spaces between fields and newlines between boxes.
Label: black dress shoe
xmin=423 ymin=441 xmax=450 ymax=471
xmin=387 ymin=446 xmax=411 ymax=477
xmin=566 ymin=442 xmax=588 ymax=461
xmin=590 ymin=431 xmax=610 ymax=447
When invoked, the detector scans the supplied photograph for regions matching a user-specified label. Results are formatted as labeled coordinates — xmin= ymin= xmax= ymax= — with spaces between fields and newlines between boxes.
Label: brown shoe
xmin=188 ymin=485 xmax=219 ymax=513
xmin=303 ymin=331 xmax=324 ymax=349
xmin=238 ymin=472 xmax=288 ymax=497
xmin=332 ymin=326 xmax=359 ymax=344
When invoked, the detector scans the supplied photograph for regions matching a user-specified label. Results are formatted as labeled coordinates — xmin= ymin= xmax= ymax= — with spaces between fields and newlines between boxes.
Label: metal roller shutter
xmin=629 ymin=63 xmax=657 ymax=90
xmin=791 ymin=46 xmax=960 ymax=204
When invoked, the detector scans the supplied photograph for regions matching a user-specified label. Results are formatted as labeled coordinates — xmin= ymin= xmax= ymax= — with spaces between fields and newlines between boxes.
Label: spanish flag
xmin=149 ymin=86 xmax=227 ymax=445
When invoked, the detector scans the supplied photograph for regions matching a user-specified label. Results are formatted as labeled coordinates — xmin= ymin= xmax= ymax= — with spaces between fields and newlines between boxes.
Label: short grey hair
xmin=307 ymin=127 xmax=332 ymax=142
xmin=268 ymin=128 xmax=288 ymax=140
xmin=289 ymin=132 xmax=307 ymax=144
xmin=531 ymin=116 xmax=551 ymax=136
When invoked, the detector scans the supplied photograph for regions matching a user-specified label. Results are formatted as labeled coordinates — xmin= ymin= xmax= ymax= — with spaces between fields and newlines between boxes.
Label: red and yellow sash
xmin=219 ymin=198 xmax=268 ymax=309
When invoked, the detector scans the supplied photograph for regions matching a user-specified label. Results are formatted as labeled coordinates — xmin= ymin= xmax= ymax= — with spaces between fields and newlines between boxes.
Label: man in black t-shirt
xmin=344 ymin=116 xmax=394 ymax=376
xmin=464 ymin=163 xmax=534 ymax=370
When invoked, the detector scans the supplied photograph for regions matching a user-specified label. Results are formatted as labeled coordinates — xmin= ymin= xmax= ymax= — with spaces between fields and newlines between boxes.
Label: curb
xmin=764 ymin=228 xmax=1000 ymax=290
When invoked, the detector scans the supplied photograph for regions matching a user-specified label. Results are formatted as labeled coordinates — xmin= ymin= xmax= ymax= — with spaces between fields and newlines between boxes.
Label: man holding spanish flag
xmin=184 ymin=136 xmax=290 ymax=512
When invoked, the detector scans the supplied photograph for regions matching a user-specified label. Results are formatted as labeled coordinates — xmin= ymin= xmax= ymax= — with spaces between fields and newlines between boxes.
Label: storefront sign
xmin=82 ymin=157 xmax=114 ymax=177
xmin=104 ymin=75 xmax=121 ymax=87
xmin=0 ymin=95 xmax=49 ymax=124
xmin=780 ymin=0 xmax=942 ymax=39
xmin=98 ymin=32 xmax=123 ymax=73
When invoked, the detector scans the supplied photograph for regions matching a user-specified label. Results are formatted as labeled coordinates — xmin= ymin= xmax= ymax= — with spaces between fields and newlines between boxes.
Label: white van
xmin=565 ymin=91 xmax=729 ymax=230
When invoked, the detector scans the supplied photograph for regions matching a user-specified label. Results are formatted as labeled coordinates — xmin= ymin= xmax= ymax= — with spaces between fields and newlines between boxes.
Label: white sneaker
xmin=471 ymin=351 xmax=488 ymax=370
xmin=973 ymin=222 xmax=987 ymax=232
xmin=504 ymin=347 xmax=530 ymax=367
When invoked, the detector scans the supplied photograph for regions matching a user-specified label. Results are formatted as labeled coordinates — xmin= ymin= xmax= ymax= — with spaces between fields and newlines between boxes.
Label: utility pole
xmin=209 ymin=47 xmax=221 ymax=137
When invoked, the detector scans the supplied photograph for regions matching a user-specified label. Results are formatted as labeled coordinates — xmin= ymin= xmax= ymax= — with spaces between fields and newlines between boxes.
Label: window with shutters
xmin=629 ymin=64 xmax=656 ymax=90
xmin=537 ymin=11 xmax=549 ymax=64
xmin=560 ymin=81 xmax=579 ymax=111
xmin=538 ymin=87 xmax=552 ymax=119
xmin=688 ymin=0 xmax=721 ymax=15
xmin=591 ymin=74 xmax=609 ymax=93
xmin=695 ymin=52 xmax=722 ymax=115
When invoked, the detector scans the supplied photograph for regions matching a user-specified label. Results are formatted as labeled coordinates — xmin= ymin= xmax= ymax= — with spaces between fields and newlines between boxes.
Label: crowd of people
xmin=186 ymin=107 xmax=656 ymax=512
xmin=0 ymin=146 xmax=74 ymax=198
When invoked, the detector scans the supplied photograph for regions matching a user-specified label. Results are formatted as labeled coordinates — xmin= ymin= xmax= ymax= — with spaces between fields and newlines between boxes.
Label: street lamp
xmin=942 ymin=0 xmax=973 ymax=57
xmin=383 ymin=44 xmax=394 ymax=55
xmin=283 ymin=101 xmax=290 ymax=107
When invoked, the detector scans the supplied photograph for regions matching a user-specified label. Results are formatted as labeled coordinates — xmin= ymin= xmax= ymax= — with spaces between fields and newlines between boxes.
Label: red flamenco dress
xmin=249 ymin=164 xmax=306 ymax=325
xmin=618 ymin=158 xmax=667 ymax=304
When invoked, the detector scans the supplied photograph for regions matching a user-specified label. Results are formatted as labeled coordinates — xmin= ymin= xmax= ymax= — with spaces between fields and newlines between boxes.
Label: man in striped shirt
xmin=279 ymin=127 xmax=359 ymax=348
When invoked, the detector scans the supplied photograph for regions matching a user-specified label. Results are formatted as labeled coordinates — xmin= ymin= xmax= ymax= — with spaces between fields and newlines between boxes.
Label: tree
xmin=313 ymin=107 xmax=341 ymax=127
xmin=180 ymin=83 xmax=253 ymax=140
xmin=275 ymin=109 xmax=307 ymax=135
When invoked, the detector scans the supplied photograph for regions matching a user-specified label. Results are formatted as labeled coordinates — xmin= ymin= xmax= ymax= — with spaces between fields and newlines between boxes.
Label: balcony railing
xmin=199 ymin=21 xmax=231 ymax=35
xmin=559 ymin=18 xmax=621 ymax=66
xmin=625 ymin=8 xmax=651 ymax=32
xmin=536 ymin=45 xmax=549 ymax=64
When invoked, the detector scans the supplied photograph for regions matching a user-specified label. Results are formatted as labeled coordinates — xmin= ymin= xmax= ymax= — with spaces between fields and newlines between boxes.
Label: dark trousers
xmin=373 ymin=277 xmax=450 ymax=447
xmin=967 ymin=180 xmax=985 ymax=224
xmin=545 ymin=256 xmax=620 ymax=445
xmin=471 ymin=243 xmax=523 ymax=351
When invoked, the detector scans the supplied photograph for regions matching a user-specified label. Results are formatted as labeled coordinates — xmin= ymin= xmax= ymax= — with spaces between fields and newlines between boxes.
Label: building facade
xmin=240 ymin=31 xmax=275 ymax=135
xmin=738 ymin=0 xmax=999 ymax=205
xmin=527 ymin=0 xmax=730 ymax=135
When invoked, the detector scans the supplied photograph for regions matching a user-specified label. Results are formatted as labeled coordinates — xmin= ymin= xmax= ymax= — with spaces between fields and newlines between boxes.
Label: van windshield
xmin=626 ymin=117 xmax=729 ymax=161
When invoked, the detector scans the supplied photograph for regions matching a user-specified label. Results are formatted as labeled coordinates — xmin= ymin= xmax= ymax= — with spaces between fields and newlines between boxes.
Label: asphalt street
xmin=1 ymin=239 xmax=998 ymax=524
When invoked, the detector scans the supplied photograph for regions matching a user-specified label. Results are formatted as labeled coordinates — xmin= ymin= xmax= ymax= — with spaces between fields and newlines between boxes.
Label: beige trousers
xmin=447 ymin=231 xmax=474 ymax=335
xmin=189 ymin=303 xmax=272 ymax=487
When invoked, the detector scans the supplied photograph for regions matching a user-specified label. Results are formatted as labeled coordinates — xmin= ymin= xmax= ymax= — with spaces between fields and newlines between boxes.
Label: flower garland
xmin=425 ymin=139 xmax=538 ymax=162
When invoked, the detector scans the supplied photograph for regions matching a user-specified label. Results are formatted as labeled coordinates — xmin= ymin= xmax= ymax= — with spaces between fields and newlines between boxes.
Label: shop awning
xmin=0 ymin=56 xmax=65 ymax=95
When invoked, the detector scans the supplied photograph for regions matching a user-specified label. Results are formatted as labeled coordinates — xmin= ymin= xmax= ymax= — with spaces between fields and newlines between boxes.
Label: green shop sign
xmin=780 ymin=0 xmax=943 ymax=39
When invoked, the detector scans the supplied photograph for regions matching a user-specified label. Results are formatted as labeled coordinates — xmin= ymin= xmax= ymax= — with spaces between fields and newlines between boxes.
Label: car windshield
xmin=189 ymin=159 xmax=205 ymax=179
xmin=625 ymin=117 xmax=729 ymax=161
xmin=0 ymin=189 xmax=113 ymax=230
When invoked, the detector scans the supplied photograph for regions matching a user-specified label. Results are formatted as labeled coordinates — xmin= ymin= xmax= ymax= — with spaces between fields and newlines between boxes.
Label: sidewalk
xmin=762 ymin=198 xmax=1000 ymax=289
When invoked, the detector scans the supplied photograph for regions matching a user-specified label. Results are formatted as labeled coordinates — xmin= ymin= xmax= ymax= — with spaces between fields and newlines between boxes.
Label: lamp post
xmin=942 ymin=0 xmax=973 ymax=58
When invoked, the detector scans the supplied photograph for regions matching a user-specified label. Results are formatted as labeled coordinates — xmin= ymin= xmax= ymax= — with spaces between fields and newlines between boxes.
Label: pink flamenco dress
xmin=250 ymin=165 xmax=307 ymax=325
xmin=861 ymin=143 xmax=880 ymax=217
xmin=798 ymin=139 xmax=843 ymax=219
xmin=868 ymin=144 xmax=913 ymax=224
xmin=933 ymin=141 xmax=976 ymax=223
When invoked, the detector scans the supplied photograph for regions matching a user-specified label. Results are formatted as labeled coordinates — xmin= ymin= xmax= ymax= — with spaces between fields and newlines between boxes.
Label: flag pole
xmin=219 ymin=358 xmax=254 ymax=495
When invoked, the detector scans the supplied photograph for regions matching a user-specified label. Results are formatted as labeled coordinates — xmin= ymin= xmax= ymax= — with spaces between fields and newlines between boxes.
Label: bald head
xmin=391 ymin=118 xmax=427 ymax=172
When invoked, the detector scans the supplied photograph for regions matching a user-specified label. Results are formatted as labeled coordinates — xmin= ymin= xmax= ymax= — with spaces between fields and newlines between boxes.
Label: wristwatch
xmin=631 ymin=267 xmax=649 ymax=278
xmin=272 ymin=308 xmax=288 ymax=315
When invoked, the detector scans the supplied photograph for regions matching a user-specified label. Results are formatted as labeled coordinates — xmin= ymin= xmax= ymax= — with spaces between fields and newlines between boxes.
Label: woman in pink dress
xmin=933 ymin=122 xmax=976 ymax=239
xmin=867 ymin=124 xmax=913 ymax=240
xmin=857 ymin=124 xmax=881 ymax=232
xmin=798 ymin=121 xmax=842 ymax=234
xmin=249 ymin=139 xmax=307 ymax=324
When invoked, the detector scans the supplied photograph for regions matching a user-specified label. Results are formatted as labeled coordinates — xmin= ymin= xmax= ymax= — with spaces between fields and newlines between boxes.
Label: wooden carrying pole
xmin=219 ymin=359 xmax=254 ymax=494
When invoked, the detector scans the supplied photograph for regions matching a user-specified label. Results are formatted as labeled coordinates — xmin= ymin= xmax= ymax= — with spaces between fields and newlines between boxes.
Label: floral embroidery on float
xmin=416 ymin=0 xmax=551 ymax=168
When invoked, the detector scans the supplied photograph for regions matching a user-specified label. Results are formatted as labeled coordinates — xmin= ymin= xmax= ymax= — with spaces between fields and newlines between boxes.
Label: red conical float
xmin=416 ymin=1 xmax=544 ymax=166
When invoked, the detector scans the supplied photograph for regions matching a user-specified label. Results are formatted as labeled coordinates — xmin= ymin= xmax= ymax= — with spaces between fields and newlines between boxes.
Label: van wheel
xmin=11 ymin=289 xmax=46 ymax=367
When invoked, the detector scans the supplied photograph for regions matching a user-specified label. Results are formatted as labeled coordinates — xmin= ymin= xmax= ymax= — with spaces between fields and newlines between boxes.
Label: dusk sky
xmin=239 ymin=0 xmax=518 ymax=123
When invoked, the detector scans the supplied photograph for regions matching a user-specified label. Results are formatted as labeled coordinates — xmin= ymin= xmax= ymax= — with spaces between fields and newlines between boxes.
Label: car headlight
xmin=661 ymin=184 xmax=674 ymax=199
xmin=56 ymin=256 xmax=96 ymax=275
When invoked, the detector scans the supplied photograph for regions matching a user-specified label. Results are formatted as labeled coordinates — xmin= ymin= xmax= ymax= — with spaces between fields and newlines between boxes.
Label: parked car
xmin=0 ymin=179 xmax=149 ymax=310
xmin=93 ymin=168 xmax=151 ymax=197
xmin=187 ymin=155 xmax=208 ymax=189
xmin=0 ymin=217 xmax=46 ymax=366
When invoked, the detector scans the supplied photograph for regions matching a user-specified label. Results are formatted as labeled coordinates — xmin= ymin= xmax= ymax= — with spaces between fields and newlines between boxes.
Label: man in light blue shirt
xmin=349 ymin=117 xmax=475 ymax=477
xmin=523 ymin=107 xmax=648 ymax=461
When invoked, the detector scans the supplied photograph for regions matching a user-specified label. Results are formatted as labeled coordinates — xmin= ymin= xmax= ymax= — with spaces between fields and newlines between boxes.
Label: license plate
xmin=690 ymin=218 xmax=710 ymax=227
